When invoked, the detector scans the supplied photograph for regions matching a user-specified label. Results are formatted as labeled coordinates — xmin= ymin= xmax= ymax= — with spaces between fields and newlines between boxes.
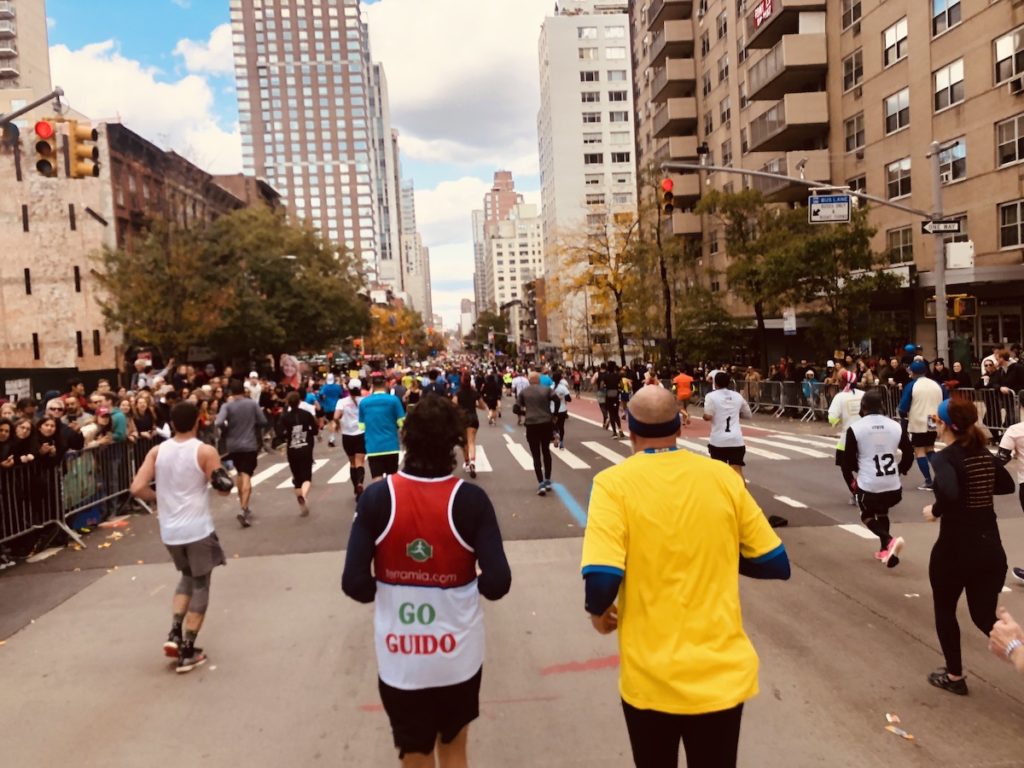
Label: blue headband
xmin=937 ymin=399 xmax=952 ymax=429
xmin=627 ymin=411 xmax=681 ymax=438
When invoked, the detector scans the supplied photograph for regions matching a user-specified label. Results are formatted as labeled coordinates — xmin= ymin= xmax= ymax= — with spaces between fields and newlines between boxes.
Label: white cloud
xmin=413 ymin=176 xmax=492 ymax=247
xmin=49 ymin=40 xmax=241 ymax=174
xmin=171 ymin=0 xmax=192 ymax=9
xmin=174 ymin=23 xmax=234 ymax=77
xmin=46 ymin=16 xmax=56 ymax=30
xmin=366 ymin=0 xmax=549 ymax=172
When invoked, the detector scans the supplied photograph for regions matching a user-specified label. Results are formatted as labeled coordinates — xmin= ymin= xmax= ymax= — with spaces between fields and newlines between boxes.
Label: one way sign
xmin=921 ymin=219 xmax=962 ymax=235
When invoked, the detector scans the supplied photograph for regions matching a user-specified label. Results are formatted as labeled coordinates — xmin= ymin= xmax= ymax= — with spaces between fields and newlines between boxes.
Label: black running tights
xmin=622 ymin=701 xmax=743 ymax=768
xmin=929 ymin=537 xmax=1007 ymax=677
xmin=526 ymin=423 xmax=553 ymax=483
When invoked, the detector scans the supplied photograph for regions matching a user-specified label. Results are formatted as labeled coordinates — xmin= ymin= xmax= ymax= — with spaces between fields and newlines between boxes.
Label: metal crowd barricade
xmin=967 ymin=388 xmax=1021 ymax=441
xmin=0 ymin=461 xmax=66 ymax=546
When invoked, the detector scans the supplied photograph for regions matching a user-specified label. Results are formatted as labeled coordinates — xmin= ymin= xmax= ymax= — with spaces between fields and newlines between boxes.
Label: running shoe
xmin=927 ymin=668 xmax=968 ymax=696
xmin=537 ymin=482 xmax=547 ymax=497
xmin=917 ymin=482 xmax=935 ymax=492
xmin=1012 ymin=567 xmax=1024 ymax=585
xmin=298 ymin=497 xmax=309 ymax=517
xmin=874 ymin=549 xmax=887 ymax=562
xmin=176 ymin=647 xmax=208 ymax=674
xmin=882 ymin=536 xmax=904 ymax=568
xmin=237 ymin=509 xmax=252 ymax=528
xmin=768 ymin=515 xmax=788 ymax=528
xmin=559 ymin=440 xmax=565 ymax=450
xmin=544 ymin=479 xmax=553 ymax=490
xmin=469 ymin=462 xmax=477 ymax=479
xmin=163 ymin=630 xmax=181 ymax=659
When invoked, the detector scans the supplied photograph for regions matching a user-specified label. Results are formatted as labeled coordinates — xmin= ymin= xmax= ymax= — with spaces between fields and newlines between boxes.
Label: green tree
xmin=674 ymin=288 xmax=745 ymax=364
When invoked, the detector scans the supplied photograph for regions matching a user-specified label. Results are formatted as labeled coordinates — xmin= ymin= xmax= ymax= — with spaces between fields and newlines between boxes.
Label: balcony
xmin=669 ymin=172 xmax=701 ymax=204
xmin=749 ymin=149 xmax=830 ymax=202
xmin=747 ymin=33 xmax=826 ymax=101
xmin=747 ymin=92 xmax=828 ymax=152
xmin=651 ymin=58 xmax=696 ymax=103
xmin=653 ymin=96 xmax=697 ymax=138
xmin=745 ymin=0 xmax=826 ymax=50
xmin=0 ymin=2 xmax=14 ymax=21
xmin=650 ymin=20 xmax=694 ymax=67
xmin=0 ymin=19 xmax=13 ymax=38
xmin=668 ymin=211 xmax=702 ymax=236
xmin=648 ymin=0 xmax=693 ymax=31
xmin=0 ymin=56 xmax=16 ymax=80
xmin=0 ymin=40 xmax=14 ymax=57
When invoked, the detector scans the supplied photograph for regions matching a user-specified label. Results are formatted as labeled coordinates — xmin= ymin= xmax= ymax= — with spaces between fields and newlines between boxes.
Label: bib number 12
xmin=872 ymin=453 xmax=896 ymax=477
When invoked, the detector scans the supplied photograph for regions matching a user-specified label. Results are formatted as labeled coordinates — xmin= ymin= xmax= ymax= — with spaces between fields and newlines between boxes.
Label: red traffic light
xmin=34 ymin=120 xmax=55 ymax=140
xmin=660 ymin=178 xmax=674 ymax=193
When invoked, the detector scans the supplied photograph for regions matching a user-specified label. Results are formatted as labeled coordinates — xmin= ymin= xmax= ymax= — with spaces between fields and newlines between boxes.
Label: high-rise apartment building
xmin=399 ymin=179 xmax=432 ymax=320
xmin=472 ymin=170 xmax=524 ymax=313
xmin=0 ymin=0 xmax=52 ymax=97
xmin=632 ymin=0 xmax=1024 ymax=358
xmin=231 ymin=0 xmax=398 ymax=284
xmin=370 ymin=65 xmax=403 ymax=293
xmin=538 ymin=0 xmax=638 ymax=357
xmin=483 ymin=203 xmax=545 ymax=338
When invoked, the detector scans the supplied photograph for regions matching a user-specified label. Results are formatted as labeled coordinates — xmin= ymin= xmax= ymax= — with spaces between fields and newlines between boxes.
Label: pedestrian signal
xmin=68 ymin=121 xmax=100 ymax=179
xmin=661 ymin=178 xmax=674 ymax=215
xmin=34 ymin=120 xmax=58 ymax=177
xmin=952 ymin=296 xmax=977 ymax=318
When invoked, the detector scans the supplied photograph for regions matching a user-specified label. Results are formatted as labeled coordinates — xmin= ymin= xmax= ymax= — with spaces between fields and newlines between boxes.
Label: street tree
xmin=674 ymin=287 xmax=745 ymax=364
xmin=367 ymin=305 xmax=425 ymax=363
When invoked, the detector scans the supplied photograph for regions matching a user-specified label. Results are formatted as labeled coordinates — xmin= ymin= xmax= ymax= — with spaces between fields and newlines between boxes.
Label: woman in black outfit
xmin=274 ymin=391 xmax=318 ymax=516
xmin=924 ymin=398 xmax=1016 ymax=695
xmin=481 ymin=372 xmax=503 ymax=426
xmin=454 ymin=373 xmax=483 ymax=478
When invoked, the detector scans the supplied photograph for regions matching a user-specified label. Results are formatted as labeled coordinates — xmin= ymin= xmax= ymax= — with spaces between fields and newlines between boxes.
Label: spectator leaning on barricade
xmin=45 ymin=398 xmax=84 ymax=453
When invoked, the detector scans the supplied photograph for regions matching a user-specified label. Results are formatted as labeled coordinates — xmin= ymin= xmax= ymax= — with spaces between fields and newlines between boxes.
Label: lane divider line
xmin=550 ymin=482 xmax=587 ymax=527
xmin=837 ymin=524 xmax=877 ymax=540
xmin=773 ymin=495 xmax=808 ymax=509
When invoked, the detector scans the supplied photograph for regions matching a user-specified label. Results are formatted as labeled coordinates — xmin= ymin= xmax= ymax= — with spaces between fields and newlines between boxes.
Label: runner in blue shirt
xmin=318 ymin=373 xmax=343 ymax=448
xmin=358 ymin=371 xmax=406 ymax=480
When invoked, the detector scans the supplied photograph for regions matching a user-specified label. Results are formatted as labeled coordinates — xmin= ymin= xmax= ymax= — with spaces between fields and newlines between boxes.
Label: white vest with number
xmin=850 ymin=414 xmax=904 ymax=493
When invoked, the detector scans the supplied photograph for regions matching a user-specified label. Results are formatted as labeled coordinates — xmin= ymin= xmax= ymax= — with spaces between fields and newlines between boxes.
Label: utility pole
xmin=928 ymin=141 xmax=949 ymax=365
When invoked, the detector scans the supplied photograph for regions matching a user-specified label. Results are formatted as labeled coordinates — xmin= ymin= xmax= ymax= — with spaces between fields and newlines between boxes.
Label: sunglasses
xmin=48 ymin=407 xmax=65 ymax=413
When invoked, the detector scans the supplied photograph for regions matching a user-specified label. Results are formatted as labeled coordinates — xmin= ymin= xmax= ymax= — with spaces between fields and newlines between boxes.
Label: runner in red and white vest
xmin=343 ymin=394 xmax=511 ymax=765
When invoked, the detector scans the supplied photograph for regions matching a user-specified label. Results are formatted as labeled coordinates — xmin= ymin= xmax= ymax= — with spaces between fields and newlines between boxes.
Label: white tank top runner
xmin=154 ymin=437 xmax=214 ymax=546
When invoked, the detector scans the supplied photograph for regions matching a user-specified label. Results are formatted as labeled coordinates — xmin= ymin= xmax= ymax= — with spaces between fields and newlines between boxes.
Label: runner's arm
xmin=841 ymin=428 xmax=859 ymax=486
xmin=452 ymin=485 xmax=511 ymax=600
xmin=197 ymin=444 xmax=231 ymax=495
xmin=740 ymin=398 xmax=753 ymax=420
xmin=129 ymin=446 xmax=159 ymax=502
xmin=341 ymin=483 xmax=390 ymax=603
xmin=897 ymin=380 xmax=913 ymax=418
xmin=897 ymin=429 xmax=915 ymax=475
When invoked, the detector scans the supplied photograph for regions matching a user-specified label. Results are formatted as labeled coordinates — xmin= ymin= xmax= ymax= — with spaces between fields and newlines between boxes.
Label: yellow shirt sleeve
xmin=581 ymin=473 xmax=627 ymax=572
xmin=735 ymin=481 xmax=782 ymax=560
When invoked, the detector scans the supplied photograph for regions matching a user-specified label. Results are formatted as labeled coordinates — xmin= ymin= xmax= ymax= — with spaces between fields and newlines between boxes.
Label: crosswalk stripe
xmin=746 ymin=436 xmax=831 ymax=459
xmin=275 ymin=458 xmax=330 ymax=489
xmin=473 ymin=446 xmax=493 ymax=473
xmin=676 ymin=438 xmax=709 ymax=454
xmin=232 ymin=462 xmax=288 ymax=493
xmin=838 ymin=523 xmax=877 ymax=540
xmin=328 ymin=462 xmax=352 ymax=484
xmin=551 ymin=446 xmax=591 ymax=470
xmin=694 ymin=437 xmax=787 ymax=460
xmin=583 ymin=441 xmax=627 ymax=465
xmin=774 ymin=495 xmax=808 ymax=508
xmin=770 ymin=433 xmax=838 ymax=449
xmin=503 ymin=434 xmax=536 ymax=470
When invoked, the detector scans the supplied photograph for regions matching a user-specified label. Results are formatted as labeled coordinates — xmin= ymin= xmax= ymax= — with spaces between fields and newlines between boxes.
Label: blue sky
xmin=45 ymin=0 xmax=548 ymax=326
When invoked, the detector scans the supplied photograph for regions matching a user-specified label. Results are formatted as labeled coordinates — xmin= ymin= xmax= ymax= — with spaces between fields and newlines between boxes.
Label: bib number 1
xmin=725 ymin=416 xmax=732 ymax=433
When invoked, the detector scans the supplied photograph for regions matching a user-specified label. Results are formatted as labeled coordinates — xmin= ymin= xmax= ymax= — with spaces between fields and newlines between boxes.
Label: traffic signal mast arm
xmin=0 ymin=87 xmax=65 ymax=128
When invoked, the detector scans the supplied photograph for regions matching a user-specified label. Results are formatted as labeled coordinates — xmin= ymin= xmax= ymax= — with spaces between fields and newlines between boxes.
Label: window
xmin=606 ymin=47 xmax=626 ymax=60
xmin=76 ymin=331 xmax=83 ymax=358
xmin=583 ymin=132 xmax=602 ymax=145
xmin=886 ymin=157 xmax=912 ymax=199
xmin=997 ymin=113 xmax=1024 ymax=167
xmin=934 ymin=59 xmax=964 ymax=111
xmin=582 ymin=91 xmax=600 ymax=103
xmin=610 ymin=131 xmax=630 ymax=144
xmin=703 ymin=112 xmax=714 ymax=135
xmin=702 ymin=71 xmax=712 ymax=97
xmin=74 ymin=266 xmax=81 ymax=293
xmin=605 ymin=26 xmax=625 ymax=38
xmin=578 ymin=26 xmax=598 ymax=39
xmin=740 ymin=127 xmax=748 ymax=154
xmin=884 ymin=88 xmax=910 ymax=134
xmin=718 ymin=54 xmax=729 ymax=83
xmin=608 ymin=90 xmax=628 ymax=102
xmin=721 ymin=139 xmax=733 ymax=166
xmin=92 ymin=330 xmax=102 ymax=356
xmin=709 ymin=230 xmax=719 ymax=255
xmin=607 ymin=70 xmax=627 ymax=81
xmin=716 ymin=11 xmax=727 ymax=40
xmin=995 ymin=27 xmax=1024 ymax=84
xmin=933 ymin=0 xmax=961 ymax=37
xmin=583 ymin=111 xmax=602 ymax=123
xmin=883 ymin=18 xmax=908 ymax=67
xmin=584 ymin=153 xmax=604 ymax=165
xmin=848 ymin=175 xmax=866 ymax=194
xmin=580 ymin=70 xmax=600 ymax=82
xmin=738 ymin=36 xmax=748 ymax=63
xmin=585 ymin=174 xmax=603 ymax=186
xmin=24 ymin=268 xmax=31 ymax=295
xmin=999 ymin=199 xmax=1024 ymax=248
xmin=842 ymin=0 xmax=861 ymax=30
xmin=579 ymin=47 xmax=598 ymax=60
xmin=938 ymin=139 xmax=966 ymax=183
xmin=719 ymin=96 xmax=731 ymax=125
xmin=609 ymin=111 xmax=629 ymax=122
xmin=845 ymin=113 xmax=865 ymax=152
xmin=586 ymin=193 xmax=606 ymax=205
xmin=32 ymin=333 xmax=40 ymax=361
xmin=887 ymin=227 xmax=914 ymax=265
xmin=700 ymin=31 xmax=710 ymax=56
xmin=739 ymin=82 xmax=749 ymax=109
xmin=843 ymin=50 xmax=863 ymax=91
xmin=611 ymin=152 xmax=631 ymax=163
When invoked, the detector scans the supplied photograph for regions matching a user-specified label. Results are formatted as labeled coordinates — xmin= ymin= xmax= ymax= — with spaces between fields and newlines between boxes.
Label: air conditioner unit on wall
xmin=855 ymin=149 xmax=864 ymax=160
xmin=940 ymin=170 xmax=951 ymax=183
xmin=1010 ymin=77 xmax=1024 ymax=96
xmin=852 ymin=21 xmax=861 ymax=36
xmin=853 ymin=86 xmax=862 ymax=98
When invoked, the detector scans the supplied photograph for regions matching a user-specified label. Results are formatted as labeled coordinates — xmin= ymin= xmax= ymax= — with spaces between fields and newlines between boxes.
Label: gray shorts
xmin=166 ymin=532 xmax=226 ymax=578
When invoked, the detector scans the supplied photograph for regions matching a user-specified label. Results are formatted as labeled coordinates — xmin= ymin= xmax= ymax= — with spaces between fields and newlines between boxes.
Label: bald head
xmin=528 ymin=371 xmax=540 ymax=385
xmin=628 ymin=385 xmax=679 ymax=425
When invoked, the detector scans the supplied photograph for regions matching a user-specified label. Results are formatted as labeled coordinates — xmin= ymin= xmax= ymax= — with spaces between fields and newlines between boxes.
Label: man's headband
xmin=627 ymin=411 xmax=681 ymax=438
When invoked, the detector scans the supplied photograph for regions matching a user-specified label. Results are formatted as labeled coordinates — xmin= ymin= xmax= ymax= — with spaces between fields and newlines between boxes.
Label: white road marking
xmin=583 ymin=441 xmax=628 ymax=464
xmin=769 ymin=433 xmax=839 ymax=448
xmin=551 ymin=446 xmax=590 ymax=470
xmin=234 ymin=462 xmax=288 ymax=493
xmin=838 ymin=524 xmax=877 ymax=540
xmin=676 ymin=438 xmax=709 ymax=454
xmin=746 ymin=436 xmax=831 ymax=459
xmin=773 ymin=495 xmax=808 ymax=508
xmin=695 ymin=437 xmax=788 ymax=460
xmin=1003 ymin=586 xmax=1013 ymax=593
xmin=503 ymin=434 xmax=536 ymax=470
xmin=327 ymin=462 xmax=351 ymax=484
xmin=472 ymin=446 xmax=493 ymax=473
xmin=275 ymin=458 xmax=329 ymax=489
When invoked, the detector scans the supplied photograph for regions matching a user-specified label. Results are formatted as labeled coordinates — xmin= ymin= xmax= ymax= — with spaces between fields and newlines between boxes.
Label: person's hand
xmin=40 ymin=444 xmax=55 ymax=456
xmin=849 ymin=477 xmax=858 ymax=494
xmin=1001 ymin=387 xmax=1012 ymax=395
xmin=590 ymin=604 xmax=618 ymax=635
xmin=922 ymin=504 xmax=936 ymax=522
xmin=20 ymin=454 xmax=34 ymax=464
xmin=988 ymin=607 xmax=1024 ymax=661
xmin=0 ymin=456 xmax=12 ymax=468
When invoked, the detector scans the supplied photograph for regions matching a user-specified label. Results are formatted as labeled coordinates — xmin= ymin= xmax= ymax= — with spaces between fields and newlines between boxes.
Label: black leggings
xmin=606 ymin=398 xmax=621 ymax=434
xmin=525 ymin=423 xmax=553 ymax=483
xmin=929 ymin=534 xmax=1007 ymax=677
xmin=622 ymin=700 xmax=743 ymax=768
xmin=553 ymin=412 xmax=567 ymax=442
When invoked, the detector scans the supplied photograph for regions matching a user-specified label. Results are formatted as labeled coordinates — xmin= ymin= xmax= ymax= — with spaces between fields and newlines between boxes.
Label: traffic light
xmin=953 ymin=296 xmax=977 ymax=318
xmin=661 ymin=177 xmax=674 ymax=215
xmin=33 ymin=119 xmax=58 ymax=177
xmin=67 ymin=120 xmax=100 ymax=179
xmin=353 ymin=337 xmax=363 ymax=352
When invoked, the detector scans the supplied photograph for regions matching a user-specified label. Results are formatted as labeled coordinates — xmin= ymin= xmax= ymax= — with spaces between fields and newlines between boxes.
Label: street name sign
xmin=808 ymin=194 xmax=851 ymax=224
xmin=921 ymin=219 xmax=962 ymax=235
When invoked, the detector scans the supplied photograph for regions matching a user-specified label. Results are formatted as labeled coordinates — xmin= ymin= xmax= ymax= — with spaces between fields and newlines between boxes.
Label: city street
xmin=3 ymin=394 xmax=1024 ymax=766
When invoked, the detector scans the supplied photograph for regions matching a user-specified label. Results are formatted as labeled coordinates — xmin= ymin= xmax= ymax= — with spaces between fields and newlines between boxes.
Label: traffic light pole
xmin=0 ymin=87 xmax=65 ymax=127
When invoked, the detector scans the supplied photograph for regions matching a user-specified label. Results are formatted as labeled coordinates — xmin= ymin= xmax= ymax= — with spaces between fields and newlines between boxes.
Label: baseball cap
xmin=826 ymin=360 xmax=835 ymax=367
xmin=249 ymin=370 xmax=259 ymax=379
xmin=910 ymin=361 xmax=928 ymax=375
xmin=326 ymin=373 xmax=336 ymax=384
xmin=347 ymin=378 xmax=362 ymax=389
xmin=904 ymin=344 xmax=916 ymax=353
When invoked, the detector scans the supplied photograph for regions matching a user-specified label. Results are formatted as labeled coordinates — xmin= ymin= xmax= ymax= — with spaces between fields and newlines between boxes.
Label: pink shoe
xmin=882 ymin=536 xmax=904 ymax=568
xmin=874 ymin=550 xmax=887 ymax=561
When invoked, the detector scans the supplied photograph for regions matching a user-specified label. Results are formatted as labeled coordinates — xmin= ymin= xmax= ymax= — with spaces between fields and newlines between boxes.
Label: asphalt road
xmin=3 ymin=393 xmax=1024 ymax=766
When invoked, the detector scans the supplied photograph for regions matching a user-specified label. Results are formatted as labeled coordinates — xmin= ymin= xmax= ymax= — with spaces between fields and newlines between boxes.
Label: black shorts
xmin=166 ymin=532 xmax=226 ymax=578
xmin=462 ymin=411 xmax=480 ymax=430
xmin=378 ymin=667 xmax=482 ymax=758
xmin=228 ymin=450 xmax=258 ymax=476
xmin=288 ymin=449 xmax=314 ymax=486
xmin=341 ymin=433 xmax=366 ymax=457
xmin=368 ymin=453 xmax=400 ymax=479
xmin=856 ymin=488 xmax=903 ymax=516
xmin=483 ymin=397 xmax=499 ymax=410
xmin=708 ymin=444 xmax=746 ymax=466
xmin=910 ymin=431 xmax=938 ymax=448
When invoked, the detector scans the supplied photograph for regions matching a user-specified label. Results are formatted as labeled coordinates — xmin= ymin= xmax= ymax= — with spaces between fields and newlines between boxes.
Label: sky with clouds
xmin=45 ymin=0 xmax=552 ymax=328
